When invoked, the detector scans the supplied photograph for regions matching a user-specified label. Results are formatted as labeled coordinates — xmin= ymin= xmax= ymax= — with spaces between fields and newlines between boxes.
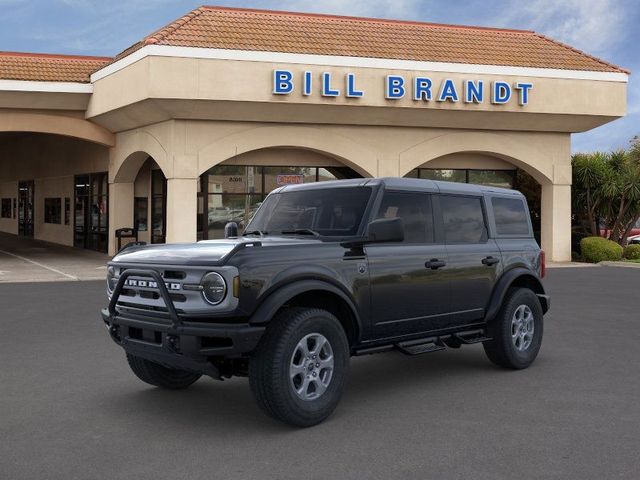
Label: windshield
xmin=245 ymin=186 xmax=373 ymax=237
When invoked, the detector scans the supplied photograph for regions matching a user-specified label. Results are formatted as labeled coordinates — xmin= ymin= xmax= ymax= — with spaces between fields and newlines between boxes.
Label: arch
xmin=197 ymin=126 xmax=377 ymax=177
xmin=399 ymin=132 xmax=553 ymax=185
xmin=0 ymin=112 xmax=114 ymax=146
xmin=109 ymin=130 xmax=170 ymax=183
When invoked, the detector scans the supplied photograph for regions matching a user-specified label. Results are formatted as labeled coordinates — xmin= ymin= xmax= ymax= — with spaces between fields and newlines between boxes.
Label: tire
xmin=483 ymin=288 xmax=544 ymax=369
xmin=126 ymin=353 xmax=202 ymax=389
xmin=249 ymin=307 xmax=350 ymax=427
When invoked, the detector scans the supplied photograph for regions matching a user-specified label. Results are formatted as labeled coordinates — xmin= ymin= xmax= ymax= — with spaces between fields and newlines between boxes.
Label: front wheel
xmin=249 ymin=307 xmax=350 ymax=427
xmin=126 ymin=354 xmax=202 ymax=389
xmin=483 ymin=288 xmax=544 ymax=369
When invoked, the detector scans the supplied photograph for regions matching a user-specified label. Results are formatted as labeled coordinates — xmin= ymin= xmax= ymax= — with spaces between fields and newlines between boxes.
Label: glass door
xmin=18 ymin=180 xmax=35 ymax=238
xmin=151 ymin=169 xmax=166 ymax=244
xmin=74 ymin=173 xmax=108 ymax=252
xmin=74 ymin=175 xmax=89 ymax=248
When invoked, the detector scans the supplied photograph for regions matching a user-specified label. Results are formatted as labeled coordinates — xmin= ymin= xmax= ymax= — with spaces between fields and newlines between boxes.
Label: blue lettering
xmin=515 ymin=82 xmax=533 ymax=105
xmin=464 ymin=80 xmax=483 ymax=103
xmin=322 ymin=72 xmax=340 ymax=96
xmin=303 ymin=71 xmax=312 ymax=96
xmin=273 ymin=70 xmax=294 ymax=95
xmin=492 ymin=81 xmax=511 ymax=104
xmin=438 ymin=79 xmax=459 ymax=102
xmin=346 ymin=73 xmax=364 ymax=97
xmin=413 ymin=77 xmax=433 ymax=101
xmin=386 ymin=75 xmax=405 ymax=99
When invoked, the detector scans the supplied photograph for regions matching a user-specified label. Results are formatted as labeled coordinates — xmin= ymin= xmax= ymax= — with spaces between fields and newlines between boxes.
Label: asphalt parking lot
xmin=1 ymin=267 xmax=639 ymax=480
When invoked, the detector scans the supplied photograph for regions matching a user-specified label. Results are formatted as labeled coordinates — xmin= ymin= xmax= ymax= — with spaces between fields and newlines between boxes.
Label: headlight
xmin=107 ymin=266 xmax=116 ymax=293
xmin=201 ymin=272 xmax=227 ymax=305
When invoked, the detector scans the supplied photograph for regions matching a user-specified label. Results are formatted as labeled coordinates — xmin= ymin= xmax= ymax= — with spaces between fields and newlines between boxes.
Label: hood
xmin=111 ymin=236 xmax=324 ymax=266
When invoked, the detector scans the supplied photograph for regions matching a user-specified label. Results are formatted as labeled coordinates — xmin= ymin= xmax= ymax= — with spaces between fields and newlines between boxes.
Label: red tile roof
xmin=114 ymin=6 xmax=628 ymax=74
xmin=0 ymin=51 xmax=111 ymax=83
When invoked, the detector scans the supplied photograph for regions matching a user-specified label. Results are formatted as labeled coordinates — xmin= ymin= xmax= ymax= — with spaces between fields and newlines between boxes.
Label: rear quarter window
xmin=491 ymin=197 xmax=531 ymax=236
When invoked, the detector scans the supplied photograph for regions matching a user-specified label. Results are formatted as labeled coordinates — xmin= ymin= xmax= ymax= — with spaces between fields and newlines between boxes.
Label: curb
xmin=547 ymin=262 xmax=599 ymax=268
xmin=599 ymin=261 xmax=640 ymax=268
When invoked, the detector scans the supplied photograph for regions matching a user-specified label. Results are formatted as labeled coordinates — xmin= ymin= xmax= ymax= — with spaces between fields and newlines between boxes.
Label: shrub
xmin=623 ymin=244 xmax=640 ymax=260
xmin=580 ymin=236 xmax=623 ymax=263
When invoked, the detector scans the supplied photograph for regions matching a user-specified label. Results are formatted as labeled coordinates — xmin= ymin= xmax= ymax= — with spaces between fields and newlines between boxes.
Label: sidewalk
xmin=0 ymin=232 xmax=109 ymax=283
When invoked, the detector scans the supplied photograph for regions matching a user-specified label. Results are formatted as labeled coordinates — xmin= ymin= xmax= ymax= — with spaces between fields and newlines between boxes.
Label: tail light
xmin=540 ymin=250 xmax=546 ymax=278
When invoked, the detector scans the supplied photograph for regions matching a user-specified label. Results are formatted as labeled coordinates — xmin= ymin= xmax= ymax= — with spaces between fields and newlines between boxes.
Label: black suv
xmin=102 ymin=178 xmax=549 ymax=427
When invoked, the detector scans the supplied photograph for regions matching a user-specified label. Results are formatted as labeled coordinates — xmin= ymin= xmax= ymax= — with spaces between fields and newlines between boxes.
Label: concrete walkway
xmin=0 ymin=232 xmax=109 ymax=283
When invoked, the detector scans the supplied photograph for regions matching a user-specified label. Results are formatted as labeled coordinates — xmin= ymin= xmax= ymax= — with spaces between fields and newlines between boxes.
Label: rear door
xmin=439 ymin=194 xmax=502 ymax=327
xmin=365 ymin=190 xmax=451 ymax=339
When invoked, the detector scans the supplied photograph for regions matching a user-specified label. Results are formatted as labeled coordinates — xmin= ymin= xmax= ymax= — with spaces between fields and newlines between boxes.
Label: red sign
xmin=276 ymin=174 xmax=304 ymax=186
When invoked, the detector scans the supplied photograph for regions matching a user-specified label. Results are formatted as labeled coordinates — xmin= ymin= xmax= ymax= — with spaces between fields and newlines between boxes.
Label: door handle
xmin=425 ymin=259 xmax=446 ymax=270
xmin=482 ymin=256 xmax=500 ymax=266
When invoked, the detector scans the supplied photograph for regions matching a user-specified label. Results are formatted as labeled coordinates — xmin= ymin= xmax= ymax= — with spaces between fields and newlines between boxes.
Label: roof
xmin=113 ymin=5 xmax=628 ymax=74
xmin=0 ymin=51 xmax=111 ymax=83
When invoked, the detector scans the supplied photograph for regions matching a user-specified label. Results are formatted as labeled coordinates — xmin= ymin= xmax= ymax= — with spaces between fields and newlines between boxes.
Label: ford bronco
xmin=102 ymin=178 xmax=549 ymax=427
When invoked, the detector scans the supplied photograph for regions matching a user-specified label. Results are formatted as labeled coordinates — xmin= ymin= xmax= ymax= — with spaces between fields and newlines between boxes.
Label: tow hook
xmin=166 ymin=334 xmax=180 ymax=352
xmin=108 ymin=325 xmax=121 ymax=342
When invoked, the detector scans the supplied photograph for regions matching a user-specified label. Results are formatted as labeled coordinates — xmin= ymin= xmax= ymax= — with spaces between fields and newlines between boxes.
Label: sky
xmin=0 ymin=0 xmax=637 ymax=153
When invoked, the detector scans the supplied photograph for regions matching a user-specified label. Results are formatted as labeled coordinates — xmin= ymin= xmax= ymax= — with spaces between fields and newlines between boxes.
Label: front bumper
xmin=102 ymin=268 xmax=264 ymax=379
xmin=101 ymin=308 xmax=265 ymax=378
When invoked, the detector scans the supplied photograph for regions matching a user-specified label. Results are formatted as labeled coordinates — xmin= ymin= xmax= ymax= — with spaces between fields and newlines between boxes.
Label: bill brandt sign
xmin=272 ymin=70 xmax=533 ymax=105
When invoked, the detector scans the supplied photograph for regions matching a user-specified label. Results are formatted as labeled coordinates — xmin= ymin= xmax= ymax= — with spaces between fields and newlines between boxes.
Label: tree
xmin=571 ymin=139 xmax=640 ymax=246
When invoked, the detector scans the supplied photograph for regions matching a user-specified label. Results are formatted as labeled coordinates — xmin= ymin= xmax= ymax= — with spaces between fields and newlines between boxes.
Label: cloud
xmin=499 ymin=0 xmax=627 ymax=55
xmin=276 ymin=0 xmax=426 ymax=19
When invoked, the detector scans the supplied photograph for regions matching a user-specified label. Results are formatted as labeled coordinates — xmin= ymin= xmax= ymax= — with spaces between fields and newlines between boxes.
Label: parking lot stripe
xmin=0 ymin=249 xmax=79 ymax=280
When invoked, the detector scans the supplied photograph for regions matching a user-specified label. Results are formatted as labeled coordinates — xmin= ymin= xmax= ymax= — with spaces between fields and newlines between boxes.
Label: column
xmin=165 ymin=177 xmax=198 ymax=244
xmin=541 ymin=183 xmax=572 ymax=262
xmin=108 ymin=182 xmax=134 ymax=256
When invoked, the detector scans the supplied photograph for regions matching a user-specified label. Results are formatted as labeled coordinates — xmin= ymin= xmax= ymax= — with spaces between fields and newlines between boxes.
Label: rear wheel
xmin=249 ymin=307 xmax=350 ymax=427
xmin=126 ymin=353 xmax=202 ymax=389
xmin=483 ymin=288 xmax=544 ymax=369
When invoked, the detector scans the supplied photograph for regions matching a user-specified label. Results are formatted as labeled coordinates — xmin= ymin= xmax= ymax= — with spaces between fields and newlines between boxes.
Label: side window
xmin=492 ymin=197 xmax=531 ymax=236
xmin=441 ymin=195 xmax=487 ymax=244
xmin=376 ymin=191 xmax=434 ymax=243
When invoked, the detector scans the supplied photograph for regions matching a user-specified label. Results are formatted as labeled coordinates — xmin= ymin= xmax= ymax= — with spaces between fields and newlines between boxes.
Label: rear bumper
xmin=101 ymin=308 xmax=265 ymax=378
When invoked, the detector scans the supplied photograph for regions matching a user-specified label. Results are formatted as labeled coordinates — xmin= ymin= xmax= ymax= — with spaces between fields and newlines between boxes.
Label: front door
xmin=366 ymin=190 xmax=450 ymax=340
xmin=151 ymin=169 xmax=166 ymax=244
xmin=74 ymin=173 xmax=108 ymax=252
xmin=18 ymin=180 xmax=34 ymax=238
xmin=439 ymin=194 xmax=502 ymax=326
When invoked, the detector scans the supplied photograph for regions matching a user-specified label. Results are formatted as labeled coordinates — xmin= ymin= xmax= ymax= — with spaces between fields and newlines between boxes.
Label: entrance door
xmin=74 ymin=173 xmax=108 ymax=252
xmin=18 ymin=180 xmax=35 ymax=238
xmin=366 ymin=190 xmax=451 ymax=340
xmin=150 ymin=169 xmax=166 ymax=244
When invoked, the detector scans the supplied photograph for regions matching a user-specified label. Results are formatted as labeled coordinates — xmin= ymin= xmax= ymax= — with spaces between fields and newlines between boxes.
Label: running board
xmin=451 ymin=330 xmax=491 ymax=345
xmin=396 ymin=340 xmax=445 ymax=356
xmin=353 ymin=328 xmax=490 ymax=357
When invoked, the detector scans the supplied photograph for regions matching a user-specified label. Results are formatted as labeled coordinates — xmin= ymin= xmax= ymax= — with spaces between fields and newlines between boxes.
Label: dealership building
xmin=0 ymin=6 xmax=629 ymax=260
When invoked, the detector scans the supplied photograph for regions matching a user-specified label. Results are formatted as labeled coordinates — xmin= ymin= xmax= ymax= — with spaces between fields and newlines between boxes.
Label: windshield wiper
xmin=243 ymin=230 xmax=267 ymax=237
xmin=280 ymin=228 xmax=320 ymax=237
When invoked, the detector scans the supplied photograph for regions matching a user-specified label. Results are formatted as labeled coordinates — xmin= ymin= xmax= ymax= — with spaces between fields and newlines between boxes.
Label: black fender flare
xmin=248 ymin=279 xmax=362 ymax=338
xmin=485 ymin=267 xmax=548 ymax=322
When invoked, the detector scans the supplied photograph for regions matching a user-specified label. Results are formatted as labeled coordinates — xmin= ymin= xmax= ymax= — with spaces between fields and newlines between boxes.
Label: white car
xmin=627 ymin=234 xmax=640 ymax=245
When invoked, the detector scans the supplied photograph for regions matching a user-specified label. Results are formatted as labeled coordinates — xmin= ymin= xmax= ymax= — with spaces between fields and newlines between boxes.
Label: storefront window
xmin=198 ymin=165 xmax=361 ymax=239
xmin=406 ymin=168 xmax=515 ymax=188
xmin=468 ymin=170 xmax=515 ymax=188
xmin=1 ymin=198 xmax=10 ymax=218
xmin=419 ymin=169 xmax=467 ymax=183
xmin=44 ymin=198 xmax=62 ymax=224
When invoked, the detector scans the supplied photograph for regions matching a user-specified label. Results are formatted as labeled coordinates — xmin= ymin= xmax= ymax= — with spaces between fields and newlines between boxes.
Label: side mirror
xmin=365 ymin=217 xmax=404 ymax=243
xmin=224 ymin=222 xmax=239 ymax=238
